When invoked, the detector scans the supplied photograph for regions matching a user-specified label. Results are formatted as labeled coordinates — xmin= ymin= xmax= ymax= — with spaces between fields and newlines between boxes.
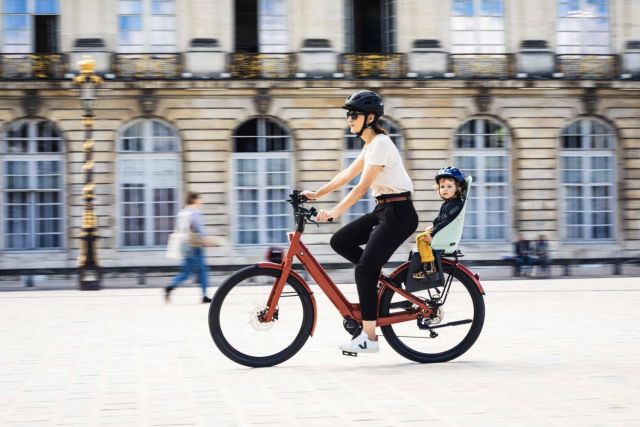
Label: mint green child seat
xmin=429 ymin=176 xmax=473 ymax=253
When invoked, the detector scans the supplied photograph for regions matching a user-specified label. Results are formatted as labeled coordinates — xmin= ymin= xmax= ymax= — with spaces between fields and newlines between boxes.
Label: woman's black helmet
xmin=342 ymin=90 xmax=384 ymax=118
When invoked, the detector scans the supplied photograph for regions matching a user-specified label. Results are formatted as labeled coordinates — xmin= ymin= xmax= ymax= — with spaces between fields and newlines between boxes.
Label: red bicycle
xmin=209 ymin=191 xmax=485 ymax=367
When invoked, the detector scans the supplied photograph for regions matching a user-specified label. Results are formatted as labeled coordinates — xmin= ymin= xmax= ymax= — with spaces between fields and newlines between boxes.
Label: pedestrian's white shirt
xmin=357 ymin=133 xmax=414 ymax=197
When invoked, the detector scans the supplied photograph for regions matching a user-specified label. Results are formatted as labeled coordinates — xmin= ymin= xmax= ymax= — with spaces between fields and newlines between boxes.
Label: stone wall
xmin=0 ymin=79 xmax=638 ymax=270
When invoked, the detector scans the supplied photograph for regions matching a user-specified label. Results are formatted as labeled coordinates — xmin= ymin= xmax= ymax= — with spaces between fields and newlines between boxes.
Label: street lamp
xmin=73 ymin=59 xmax=103 ymax=290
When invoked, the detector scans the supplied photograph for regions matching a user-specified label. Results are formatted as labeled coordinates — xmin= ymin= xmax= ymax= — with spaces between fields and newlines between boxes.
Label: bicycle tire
xmin=208 ymin=265 xmax=315 ymax=368
xmin=379 ymin=262 xmax=485 ymax=363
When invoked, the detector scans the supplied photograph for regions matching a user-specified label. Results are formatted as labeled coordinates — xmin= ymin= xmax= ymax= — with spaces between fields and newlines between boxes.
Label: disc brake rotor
xmin=249 ymin=306 xmax=275 ymax=331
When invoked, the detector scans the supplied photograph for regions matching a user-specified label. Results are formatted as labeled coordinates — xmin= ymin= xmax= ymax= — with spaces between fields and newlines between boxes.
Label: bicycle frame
xmin=260 ymin=229 xmax=435 ymax=329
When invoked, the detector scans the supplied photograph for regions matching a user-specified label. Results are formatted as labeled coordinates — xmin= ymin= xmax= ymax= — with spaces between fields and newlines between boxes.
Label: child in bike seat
xmin=414 ymin=167 xmax=466 ymax=279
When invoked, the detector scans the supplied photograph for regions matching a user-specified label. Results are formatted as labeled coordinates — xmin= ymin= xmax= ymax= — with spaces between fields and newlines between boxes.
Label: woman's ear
xmin=367 ymin=114 xmax=375 ymax=125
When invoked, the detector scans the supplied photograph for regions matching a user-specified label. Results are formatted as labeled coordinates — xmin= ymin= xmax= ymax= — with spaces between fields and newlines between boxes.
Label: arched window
xmin=453 ymin=117 xmax=509 ymax=240
xmin=560 ymin=118 xmax=616 ymax=240
xmin=2 ymin=119 xmax=64 ymax=249
xmin=117 ymin=119 xmax=180 ymax=248
xmin=233 ymin=118 xmax=292 ymax=245
xmin=343 ymin=118 xmax=402 ymax=223
xmin=118 ymin=0 xmax=176 ymax=53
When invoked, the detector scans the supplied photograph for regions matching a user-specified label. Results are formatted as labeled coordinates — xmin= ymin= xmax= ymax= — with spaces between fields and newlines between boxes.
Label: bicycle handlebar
xmin=287 ymin=190 xmax=333 ymax=228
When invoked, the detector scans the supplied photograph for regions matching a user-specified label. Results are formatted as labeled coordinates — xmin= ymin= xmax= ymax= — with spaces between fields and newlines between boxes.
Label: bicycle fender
xmin=443 ymin=260 xmax=485 ymax=295
xmin=257 ymin=262 xmax=318 ymax=336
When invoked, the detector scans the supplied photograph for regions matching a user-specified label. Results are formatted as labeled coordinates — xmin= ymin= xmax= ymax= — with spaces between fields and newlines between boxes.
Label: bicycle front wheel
xmin=380 ymin=262 xmax=485 ymax=363
xmin=208 ymin=266 xmax=314 ymax=368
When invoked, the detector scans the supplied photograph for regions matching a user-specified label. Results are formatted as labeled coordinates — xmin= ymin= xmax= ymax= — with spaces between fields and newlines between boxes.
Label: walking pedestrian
xmin=165 ymin=191 xmax=211 ymax=303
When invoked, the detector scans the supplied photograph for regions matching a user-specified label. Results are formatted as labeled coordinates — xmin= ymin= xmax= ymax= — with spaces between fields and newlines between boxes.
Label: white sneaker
xmin=339 ymin=331 xmax=380 ymax=354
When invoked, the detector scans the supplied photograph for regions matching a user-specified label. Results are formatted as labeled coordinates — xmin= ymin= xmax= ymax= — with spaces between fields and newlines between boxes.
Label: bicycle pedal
xmin=342 ymin=350 xmax=358 ymax=357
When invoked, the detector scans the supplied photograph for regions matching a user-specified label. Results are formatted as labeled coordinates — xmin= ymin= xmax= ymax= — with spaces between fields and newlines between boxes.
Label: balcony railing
xmin=112 ymin=53 xmax=183 ymax=79
xmin=0 ymin=54 xmax=68 ymax=79
xmin=340 ymin=53 xmax=405 ymax=78
xmin=0 ymin=51 xmax=634 ymax=81
xmin=449 ymin=54 xmax=513 ymax=79
xmin=229 ymin=53 xmax=296 ymax=79
xmin=556 ymin=55 xmax=619 ymax=79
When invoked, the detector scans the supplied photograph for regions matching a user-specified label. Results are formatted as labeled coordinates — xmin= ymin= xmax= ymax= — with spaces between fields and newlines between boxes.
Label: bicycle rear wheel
xmin=379 ymin=262 xmax=485 ymax=363
xmin=208 ymin=266 xmax=314 ymax=368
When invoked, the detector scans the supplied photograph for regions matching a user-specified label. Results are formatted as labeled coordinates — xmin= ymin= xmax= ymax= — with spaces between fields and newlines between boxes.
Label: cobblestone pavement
xmin=1 ymin=277 xmax=639 ymax=426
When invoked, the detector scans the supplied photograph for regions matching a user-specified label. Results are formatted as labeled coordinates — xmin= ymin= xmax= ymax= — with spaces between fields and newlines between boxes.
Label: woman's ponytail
xmin=371 ymin=120 xmax=387 ymax=135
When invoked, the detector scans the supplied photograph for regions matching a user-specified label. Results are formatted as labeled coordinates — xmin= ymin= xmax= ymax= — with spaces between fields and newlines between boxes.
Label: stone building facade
xmin=0 ymin=0 xmax=639 ymax=271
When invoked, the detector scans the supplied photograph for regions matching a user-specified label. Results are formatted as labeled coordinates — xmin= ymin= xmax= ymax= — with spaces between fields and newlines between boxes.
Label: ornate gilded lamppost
xmin=73 ymin=59 xmax=102 ymax=290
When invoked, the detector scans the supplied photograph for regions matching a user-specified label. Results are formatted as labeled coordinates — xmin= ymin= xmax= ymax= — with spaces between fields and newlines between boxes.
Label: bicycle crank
xmin=342 ymin=318 xmax=361 ymax=336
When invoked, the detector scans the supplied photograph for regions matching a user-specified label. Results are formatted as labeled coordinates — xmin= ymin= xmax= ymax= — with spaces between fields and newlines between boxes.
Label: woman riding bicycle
xmin=302 ymin=90 xmax=419 ymax=354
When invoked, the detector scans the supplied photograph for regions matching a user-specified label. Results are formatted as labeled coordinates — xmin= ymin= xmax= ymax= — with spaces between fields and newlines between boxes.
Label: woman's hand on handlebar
xmin=317 ymin=209 xmax=336 ymax=222
xmin=300 ymin=190 xmax=319 ymax=201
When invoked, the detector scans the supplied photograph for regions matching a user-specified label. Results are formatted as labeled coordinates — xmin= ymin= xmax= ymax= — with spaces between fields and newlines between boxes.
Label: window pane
xmin=4 ymin=14 xmax=28 ymax=30
xmin=35 ymin=0 xmax=59 ymax=14
xmin=481 ymin=0 xmax=503 ymax=16
xmin=118 ymin=0 xmax=142 ymax=14
xmin=453 ymin=0 xmax=473 ymax=16
xmin=119 ymin=15 xmax=142 ymax=31
xmin=3 ymin=0 xmax=27 ymax=14
xmin=152 ymin=0 xmax=175 ymax=14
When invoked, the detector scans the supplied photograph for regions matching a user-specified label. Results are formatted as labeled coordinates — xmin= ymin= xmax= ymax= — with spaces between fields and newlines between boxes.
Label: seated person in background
xmin=414 ymin=167 xmax=466 ymax=279
xmin=533 ymin=234 xmax=550 ymax=277
xmin=514 ymin=233 xmax=532 ymax=277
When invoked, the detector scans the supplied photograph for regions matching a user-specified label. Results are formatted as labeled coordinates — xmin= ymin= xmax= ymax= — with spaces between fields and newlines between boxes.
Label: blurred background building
xmin=0 ymin=0 xmax=639 ymax=272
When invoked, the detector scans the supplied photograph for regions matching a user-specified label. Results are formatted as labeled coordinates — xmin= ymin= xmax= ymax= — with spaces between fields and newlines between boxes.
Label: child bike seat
xmin=430 ymin=176 xmax=473 ymax=254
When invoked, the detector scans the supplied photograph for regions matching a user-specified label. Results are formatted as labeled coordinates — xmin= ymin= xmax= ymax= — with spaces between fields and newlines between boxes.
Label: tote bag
xmin=165 ymin=209 xmax=192 ymax=259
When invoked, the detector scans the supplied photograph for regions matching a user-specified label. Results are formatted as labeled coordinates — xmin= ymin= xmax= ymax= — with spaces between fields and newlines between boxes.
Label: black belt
xmin=375 ymin=195 xmax=412 ymax=205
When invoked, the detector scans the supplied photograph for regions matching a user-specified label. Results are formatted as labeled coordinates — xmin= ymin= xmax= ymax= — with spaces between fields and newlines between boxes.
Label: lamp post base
xmin=79 ymin=269 xmax=101 ymax=291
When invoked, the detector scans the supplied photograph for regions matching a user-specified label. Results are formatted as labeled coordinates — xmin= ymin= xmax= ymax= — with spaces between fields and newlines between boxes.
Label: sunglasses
xmin=346 ymin=110 xmax=361 ymax=120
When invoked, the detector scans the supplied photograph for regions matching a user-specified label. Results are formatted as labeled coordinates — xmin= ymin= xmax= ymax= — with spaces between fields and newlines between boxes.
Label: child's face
xmin=438 ymin=178 xmax=458 ymax=200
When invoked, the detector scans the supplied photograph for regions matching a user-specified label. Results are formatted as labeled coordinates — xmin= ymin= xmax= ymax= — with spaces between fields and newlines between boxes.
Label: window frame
xmin=258 ymin=0 xmax=289 ymax=53
xmin=452 ymin=117 xmax=511 ymax=242
xmin=450 ymin=0 xmax=506 ymax=54
xmin=115 ymin=118 xmax=181 ymax=250
xmin=117 ymin=0 xmax=177 ymax=53
xmin=1 ymin=118 xmax=66 ymax=251
xmin=558 ymin=117 xmax=617 ymax=242
xmin=556 ymin=0 xmax=610 ymax=54
xmin=1 ymin=0 xmax=60 ymax=53
xmin=231 ymin=117 xmax=294 ymax=247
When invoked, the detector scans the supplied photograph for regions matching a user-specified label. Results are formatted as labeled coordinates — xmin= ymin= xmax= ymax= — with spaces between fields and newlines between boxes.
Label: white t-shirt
xmin=357 ymin=133 xmax=414 ymax=197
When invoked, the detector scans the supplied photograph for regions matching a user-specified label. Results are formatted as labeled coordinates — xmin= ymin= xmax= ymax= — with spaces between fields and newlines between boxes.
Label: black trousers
xmin=330 ymin=198 xmax=419 ymax=321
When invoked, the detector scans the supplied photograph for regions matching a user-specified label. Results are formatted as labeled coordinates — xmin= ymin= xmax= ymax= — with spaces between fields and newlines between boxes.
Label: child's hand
xmin=424 ymin=234 xmax=433 ymax=244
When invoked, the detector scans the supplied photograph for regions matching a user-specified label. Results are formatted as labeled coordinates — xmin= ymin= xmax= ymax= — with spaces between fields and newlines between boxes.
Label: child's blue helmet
xmin=435 ymin=167 xmax=466 ymax=186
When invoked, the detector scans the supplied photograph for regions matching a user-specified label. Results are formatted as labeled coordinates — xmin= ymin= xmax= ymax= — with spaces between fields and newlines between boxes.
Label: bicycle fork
xmin=262 ymin=256 xmax=294 ymax=323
